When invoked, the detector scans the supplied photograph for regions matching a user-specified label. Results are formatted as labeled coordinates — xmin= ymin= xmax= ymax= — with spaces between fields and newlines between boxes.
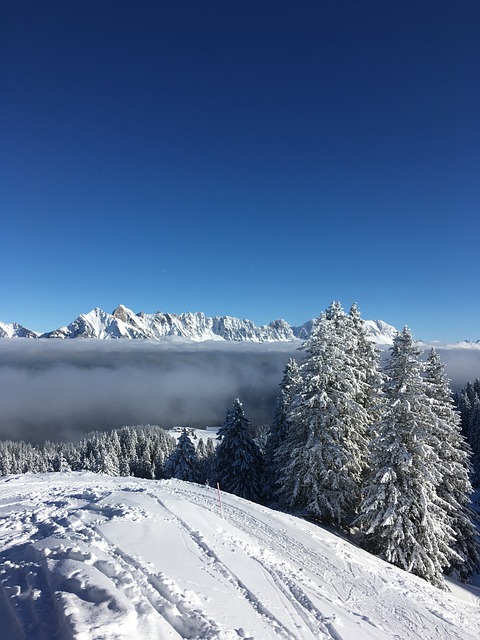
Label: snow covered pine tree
xmin=356 ymin=327 xmax=456 ymax=589
xmin=164 ymin=429 xmax=200 ymax=482
xmin=213 ymin=398 xmax=263 ymax=502
xmin=264 ymin=358 xmax=301 ymax=504
xmin=277 ymin=302 xmax=372 ymax=526
xmin=424 ymin=348 xmax=479 ymax=581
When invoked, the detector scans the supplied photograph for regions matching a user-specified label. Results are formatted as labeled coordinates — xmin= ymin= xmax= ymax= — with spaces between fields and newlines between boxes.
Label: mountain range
xmin=0 ymin=304 xmax=398 ymax=343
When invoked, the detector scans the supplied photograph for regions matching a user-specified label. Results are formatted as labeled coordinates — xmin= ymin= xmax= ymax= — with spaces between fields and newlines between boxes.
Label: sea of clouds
xmin=0 ymin=338 xmax=479 ymax=443
xmin=0 ymin=339 xmax=301 ymax=442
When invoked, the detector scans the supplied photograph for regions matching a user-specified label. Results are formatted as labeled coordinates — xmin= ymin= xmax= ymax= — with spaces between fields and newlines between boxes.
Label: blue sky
xmin=1 ymin=0 xmax=479 ymax=341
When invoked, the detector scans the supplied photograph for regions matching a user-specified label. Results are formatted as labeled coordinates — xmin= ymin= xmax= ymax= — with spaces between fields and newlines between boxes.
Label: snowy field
xmin=0 ymin=473 xmax=479 ymax=640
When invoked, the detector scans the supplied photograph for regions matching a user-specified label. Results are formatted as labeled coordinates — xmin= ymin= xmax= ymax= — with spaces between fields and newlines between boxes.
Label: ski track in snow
xmin=152 ymin=488 xmax=341 ymax=639
xmin=142 ymin=491 xmax=296 ymax=639
xmin=0 ymin=474 xmax=479 ymax=640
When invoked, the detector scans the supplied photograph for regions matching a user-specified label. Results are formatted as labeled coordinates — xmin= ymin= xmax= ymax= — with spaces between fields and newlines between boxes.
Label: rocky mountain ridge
xmin=0 ymin=304 xmax=398 ymax=344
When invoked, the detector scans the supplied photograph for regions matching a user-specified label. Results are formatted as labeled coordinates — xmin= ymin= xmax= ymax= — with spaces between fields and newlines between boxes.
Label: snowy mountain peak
xmin=0 ymin=321 xmax=39 ymax=339
xmin=363 ymin=319 xmax=399 ymax=344
xmin=112 ymin=304 xmax=136 ymax=322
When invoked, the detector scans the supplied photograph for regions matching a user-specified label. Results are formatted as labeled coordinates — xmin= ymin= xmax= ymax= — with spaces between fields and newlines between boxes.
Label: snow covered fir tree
xmin=274 ymin=302 xmax=376 ymax=526
xmin=355 ymin=328 xmax=459 ymax=588
xmin=263 ymin=357 xmax=301 ymax=504
xmin=455 ymin=378 xmax=480 ymax=488
xmin=0 ymin=301 xmax=478 ymax=589
xmin=424 ymin=349 xmax=479 ymax=580
xmin=164 ymin=428 xmax=200 ymax=482
xmin=212 ymin=398 xmax=264 ymax=502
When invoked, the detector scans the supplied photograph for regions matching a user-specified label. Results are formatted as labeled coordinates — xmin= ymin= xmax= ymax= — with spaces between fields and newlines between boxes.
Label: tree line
xmin=455 ymin=378 xmax=480 ymax=488
xmin=1 ymin=301 xmax=478 ymax=589
xmin=0 ymin=426 xmax=216 ymax=482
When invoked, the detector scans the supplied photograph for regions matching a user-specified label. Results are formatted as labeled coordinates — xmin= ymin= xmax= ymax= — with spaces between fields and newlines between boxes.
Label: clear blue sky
xmin=1 ymin=1 xmax=479 ymax=341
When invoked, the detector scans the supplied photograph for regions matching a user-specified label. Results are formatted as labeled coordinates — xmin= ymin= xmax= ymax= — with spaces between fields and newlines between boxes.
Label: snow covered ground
xmin=0 ymin=473 xmax=479 ymax=640
xmin=168 ymin=426 xmax=219 ymax=442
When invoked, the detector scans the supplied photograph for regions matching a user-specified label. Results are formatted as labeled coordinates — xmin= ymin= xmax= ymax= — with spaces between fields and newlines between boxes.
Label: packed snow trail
xmin=0 ymin=474 xmax=479 ymax=639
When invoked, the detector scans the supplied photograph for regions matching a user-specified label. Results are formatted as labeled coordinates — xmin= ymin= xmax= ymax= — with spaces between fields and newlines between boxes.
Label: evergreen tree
xmin=204 ymin=437 xmax=216 ymax=459
xmin=196 ymin=438 xmax=206 ymax=460
xmin=152 ymin=448 xmax=165 ymax=479
xmin=356 ymin=328 xmax=455 ymax=589
xmin=164 ymin=429 xmax=200 ymax=482
xmin=130 ymin=432 xmax=154 ymax=479
xmin=455 ymin=381 xmax=480 ymax=486
xmin=98 ymin=448 xmax=121 ymax=476
xmin=349 ymin=303 xmax=383 ymax=431
xmin=264 ymin=358 xmax=301 ymax=503
xmin=424 ymin=349 xmax=479 ymax=581
xmin=0 ymin=444 xmax=13 ymax=476
xmin=200 ymin=437 xmax=216 ymax=484
xmin=52 ymin=450 xmax=71 ymax=473
xmin=455 ymin=386 xmax=473 ymax=439
xmin=468 ymin=396 xmax=480 ymax=487
xmin=213 ymin=398 xmax=263 ymax=502
xmin=196 ymin=438 xmax=215 ymax=484
xmin=119 ymin=456 xmax=131 ymax=477
xmin=277 ymin=302 xmax=371 ymax=526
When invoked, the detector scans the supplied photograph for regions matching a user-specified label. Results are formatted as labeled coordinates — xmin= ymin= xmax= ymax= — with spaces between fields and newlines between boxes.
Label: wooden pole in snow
xmin=216 ymin=482 xmax=225 ymax=519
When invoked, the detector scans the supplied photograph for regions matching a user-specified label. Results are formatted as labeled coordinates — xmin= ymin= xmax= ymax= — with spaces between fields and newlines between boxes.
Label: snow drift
xmin=0 ymin=473 xmax=478 ymax=639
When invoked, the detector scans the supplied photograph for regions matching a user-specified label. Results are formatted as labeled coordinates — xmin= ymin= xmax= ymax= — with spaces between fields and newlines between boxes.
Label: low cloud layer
xmin=0 ymin=339 xmax=301 ymax=442
xmin=421 ymin=342 xmax=480 ymax=390
xmin=0 ymin=338 xmax=479 ymax=444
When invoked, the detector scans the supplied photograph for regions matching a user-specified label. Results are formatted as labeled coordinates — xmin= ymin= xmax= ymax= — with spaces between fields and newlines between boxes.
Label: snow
xmin=169 ymin=427 xmax=219 ymax=443
xmin=0 ymin=322 xmax=39 ymax=339
xmin=0 ymin=473 xmax=478 ymax=639
xmin=363 ymin=320 xmax=398 ymax=345
xmin=1 ymin=306 xmax=399 ymax=344
xmin=40 ymin=307 xmax=299 ymax=342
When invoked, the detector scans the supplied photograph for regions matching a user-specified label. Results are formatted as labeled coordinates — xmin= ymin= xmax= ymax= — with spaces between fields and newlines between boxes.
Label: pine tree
xmin=52 ymin=450 xmax=71 ymax=473
xmin=119 ymin=456 xmax=131 ymax=477
xmin=455 ymin=380 xmax=480 ymax=487
xmin=277 ymin=302 xmax=370 ymax=526
xmin=164 ymin=429 xmax=200 ymax=482
xmin=468 ymin=396 xmax=480 ymax=488
xmin=356 ymin=328 xmax=455 ymax=589
xmin=89 ymin=435 xmax=120 ymax=476
xmin=455 ymin=386 xmax=473 ymax=439
xmin=349 ymin=303 xmax=383 ymax=430
xmin=0 ymin=444 xmax=13 ymax=476
xmin=196 ymin=438 xmax=215 ymax=484
xmin=196 ymin=438 xmax=207 ymax=460
xmin=424 ymin=349 xmax=479 ymax=581
xmin=264 ymin=358 xmax=301 ymax=504
xmin=213 ymin=398 xmax=263 ymax=502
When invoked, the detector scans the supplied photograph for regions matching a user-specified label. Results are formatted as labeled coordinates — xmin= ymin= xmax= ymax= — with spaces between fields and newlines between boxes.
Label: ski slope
xmin=0 ymin=473 xmax=478 ymax=639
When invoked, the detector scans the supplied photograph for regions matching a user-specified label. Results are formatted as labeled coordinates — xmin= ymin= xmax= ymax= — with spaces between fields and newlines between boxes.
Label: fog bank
xmin=0 ymin=338 xmax=479 ymax=444
xmin=0 ymin=339 xmax=302 ymax=442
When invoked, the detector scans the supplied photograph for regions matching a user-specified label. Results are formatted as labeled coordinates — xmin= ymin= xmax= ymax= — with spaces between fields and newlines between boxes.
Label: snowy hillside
xmin=1 ymin=305 xmax=398 ymax=344
xmin=0 ymin=474 xmax=478 ymax=640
